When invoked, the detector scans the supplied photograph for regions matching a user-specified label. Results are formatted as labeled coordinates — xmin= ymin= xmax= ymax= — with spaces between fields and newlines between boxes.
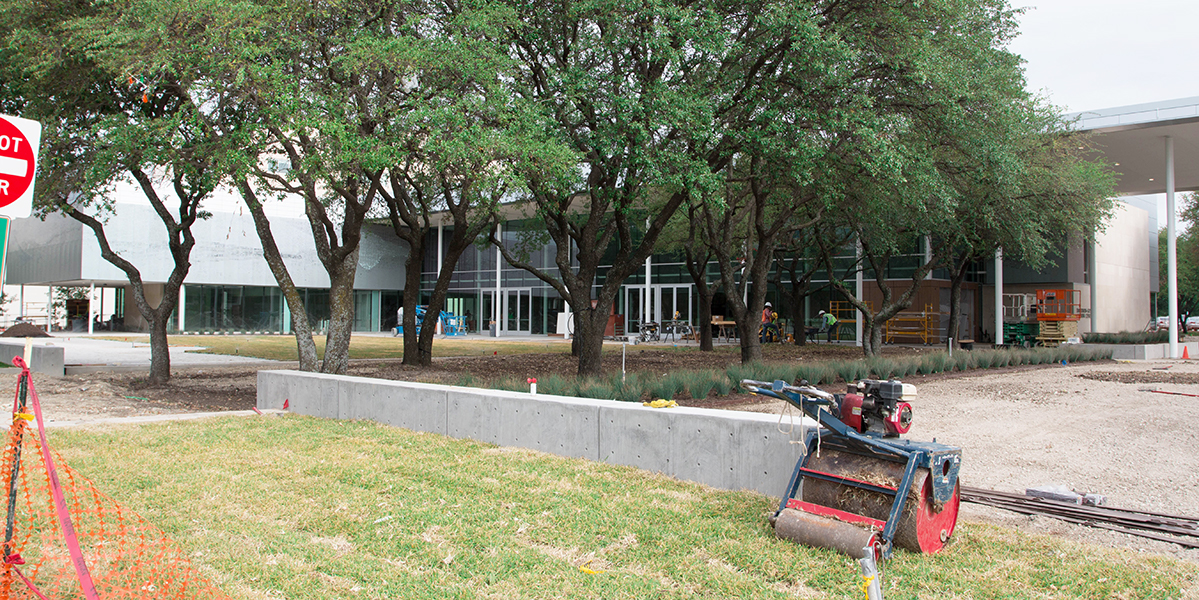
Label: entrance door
xmin=655 ymin=285 xmax=693 ymax=324
xmin=625 ymin=284 xmax=693 ymax=331
xmin=503 ymin=288 xmax=532 ymax=334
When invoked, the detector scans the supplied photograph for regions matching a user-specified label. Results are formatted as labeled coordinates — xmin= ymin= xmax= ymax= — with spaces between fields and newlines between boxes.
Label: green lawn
xmin=96 ymin=334 xmax=576 ymax=361
xmin=49 ymin=416 xmax=1199 ymax=599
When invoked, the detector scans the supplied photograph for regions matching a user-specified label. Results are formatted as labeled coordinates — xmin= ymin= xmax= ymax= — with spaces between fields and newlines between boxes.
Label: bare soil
xmin=17 ymin=343 xmax=1199 ymax=563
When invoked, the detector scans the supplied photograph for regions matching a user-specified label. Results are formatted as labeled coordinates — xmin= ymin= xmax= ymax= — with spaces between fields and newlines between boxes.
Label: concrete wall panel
xmin=667 ymin=410 xmax=734 ymax=489
xmin=258 ymin=370 xmax=824 ymax=500
xmin=0 ymin=342 xmax=64 ymax=376
xmin=596 ymin=403 xmax=673 ymax=474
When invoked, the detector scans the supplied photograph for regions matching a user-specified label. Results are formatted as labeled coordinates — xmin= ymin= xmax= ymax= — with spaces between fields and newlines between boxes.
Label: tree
xmin=1 ymin=0 xmax=227 ymax=382
xmin=494 ymin=0 xmax=862 ymax=376
xmin=810 ymin=0 xmax=1113 ymax=355
xmin=700 ymin=156 xmax=824 ymax=363
xmin=1159 ymin=193 xmax=1199 ymax=328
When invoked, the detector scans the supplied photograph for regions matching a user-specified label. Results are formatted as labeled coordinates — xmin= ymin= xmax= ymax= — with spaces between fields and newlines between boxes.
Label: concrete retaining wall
xmin=257 ymin=370 xmax=814 ymax=499
xmin=0 ymin=341 xmax=64 ymax=376
xmin=1086 ymin=341 xmax=1199 ymax=360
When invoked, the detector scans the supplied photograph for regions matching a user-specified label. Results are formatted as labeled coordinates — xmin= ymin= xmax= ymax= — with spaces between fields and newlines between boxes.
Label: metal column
xmin=855 ymin=238 xmax=863 ymax=346
xmin=1167 ymin=136 xmax=1179 ymax=358
xmin=1087 ymin=241 xmax=1098 ymax=334
xmin=495 ymin=222 xmax=502 ymax=338
xmin=995 ymin=248 xmax=1003 ymax=346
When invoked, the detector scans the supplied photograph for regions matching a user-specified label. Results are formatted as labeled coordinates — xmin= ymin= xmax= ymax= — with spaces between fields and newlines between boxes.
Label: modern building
xmin=4 ymin=201 xmax=406 ymax=333
xmin=7 ymin=99 xmax=1181 ymax=343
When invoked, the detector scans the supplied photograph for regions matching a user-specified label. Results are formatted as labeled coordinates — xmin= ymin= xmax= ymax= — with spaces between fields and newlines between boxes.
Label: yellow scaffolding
xmin=827 ymin=301 xmax=870 ymax=341
xmin=884 ymin=304 xmax=938 ymax=345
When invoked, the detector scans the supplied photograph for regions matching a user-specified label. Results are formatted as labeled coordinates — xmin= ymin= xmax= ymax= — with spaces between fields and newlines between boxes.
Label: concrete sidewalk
xmin=0 ymin=335 xmax=280 ymax=375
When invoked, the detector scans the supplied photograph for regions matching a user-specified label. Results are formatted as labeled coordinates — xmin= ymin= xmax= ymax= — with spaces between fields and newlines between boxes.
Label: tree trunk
xmin=697 ymin=291 xmax=713 ymax=351
xmin=869 ymin=321 xmax=884 ymax=357
xmin=321 ymin=249 xmax=359 ymax=374
xmin=575 ymin=306 xmax=609 ymax=378
xmin=237 ymin=181 xmax=318 ymax=371
xmin=148 ymin=311 xmax=171 ymax=383
xmin=738 ymin=319 xmax=762 ymax=363
xmin=401 ymin=235 xmax=425 ymax=366
xmin=947 ymin=256 xmax=970 ymax=343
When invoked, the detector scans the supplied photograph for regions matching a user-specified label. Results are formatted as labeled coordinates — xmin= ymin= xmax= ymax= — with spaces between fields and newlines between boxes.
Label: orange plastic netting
xmin=1 ymin=364 xmax=229 ymax=599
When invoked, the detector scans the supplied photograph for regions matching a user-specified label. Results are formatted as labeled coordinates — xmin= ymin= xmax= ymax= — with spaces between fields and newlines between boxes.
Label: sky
xmin=1007 ymin=0 xmax=1199 ymax=227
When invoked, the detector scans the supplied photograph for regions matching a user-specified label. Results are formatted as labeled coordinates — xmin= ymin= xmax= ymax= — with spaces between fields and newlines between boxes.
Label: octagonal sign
xmin=0 ymin=114 xmax=41 ymax=219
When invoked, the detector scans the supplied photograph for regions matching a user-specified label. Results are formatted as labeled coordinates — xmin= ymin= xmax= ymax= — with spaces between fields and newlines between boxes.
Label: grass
xmin=96 ymin=334 xmax=576 ymax=361
xmin=48 ymin=416 xmax=1199 ymax=599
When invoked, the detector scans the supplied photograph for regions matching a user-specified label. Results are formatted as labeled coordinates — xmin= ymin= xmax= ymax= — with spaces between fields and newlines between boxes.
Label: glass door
xmin=503 ymin=288 xmax=532 ymax=333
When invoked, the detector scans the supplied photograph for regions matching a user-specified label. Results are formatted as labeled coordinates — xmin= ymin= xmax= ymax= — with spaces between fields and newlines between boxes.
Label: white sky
xmin=1008 ymin=0 xmax=1199 ymax=227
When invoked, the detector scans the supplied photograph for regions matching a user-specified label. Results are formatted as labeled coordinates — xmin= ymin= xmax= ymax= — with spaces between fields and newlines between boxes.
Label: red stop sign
xmin=0 ymin=116 xmax=36 ymax=208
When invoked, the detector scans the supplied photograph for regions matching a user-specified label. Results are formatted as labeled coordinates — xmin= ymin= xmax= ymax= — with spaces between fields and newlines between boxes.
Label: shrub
xmin=682 ymin=370 xmax=718 ymax=400
xmin=713 ymin=374 xmax=733 ymax=396
xmin=539 ymin=374 xmax=571 ymax=396
xmin=648 ymin=373 xmax=684 ymax=400
xmin=929 ymin=352 xmax=949 ymax=373
xmin=830 ymin=360 xmax=866 ymax=383
xmin=866 ymin=356 xmax=896 ymax=379
xmin=1082 ymin=330 xmax=1168 ymax=344
xmin=726 ymin=363 xmax=760 ymax=391
xmin=577 ymin=378 xmax=615 ymax=400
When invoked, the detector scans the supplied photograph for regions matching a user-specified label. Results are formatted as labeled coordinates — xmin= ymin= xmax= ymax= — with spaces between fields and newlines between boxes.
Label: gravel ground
xmin=726 ymin=359 xmax=1199 ymax=563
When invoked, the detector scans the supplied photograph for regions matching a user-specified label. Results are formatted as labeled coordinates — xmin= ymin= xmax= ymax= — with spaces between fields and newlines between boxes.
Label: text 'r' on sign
xmin=0 ymin=114 xmax=42 ymax=219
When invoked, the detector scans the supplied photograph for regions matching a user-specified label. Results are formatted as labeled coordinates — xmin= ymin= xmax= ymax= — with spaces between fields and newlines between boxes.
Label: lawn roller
xmin=740 ymin=379 xmax=961 ymax=560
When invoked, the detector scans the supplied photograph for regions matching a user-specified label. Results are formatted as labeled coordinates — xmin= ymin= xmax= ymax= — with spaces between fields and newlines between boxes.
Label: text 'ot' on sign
xmin=0 ymin=114 xmax=42 ymax=219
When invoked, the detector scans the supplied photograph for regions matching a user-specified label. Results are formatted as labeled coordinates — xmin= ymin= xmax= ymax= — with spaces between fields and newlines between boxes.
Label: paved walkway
xmin=7 ymin=334 xmax=279 ymax=372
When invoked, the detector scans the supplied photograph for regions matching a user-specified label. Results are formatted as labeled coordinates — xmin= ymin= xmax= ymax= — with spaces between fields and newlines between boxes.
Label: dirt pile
xmin=0 ymin=322 xmax=52 ymax=338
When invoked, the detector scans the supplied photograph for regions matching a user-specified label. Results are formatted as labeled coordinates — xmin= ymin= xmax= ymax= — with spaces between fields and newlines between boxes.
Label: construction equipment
xmin=1002 ymin=293 xmax=1039 ymax=346
xmin=741 ymin=379 xmax=962 ymax=560
xmin=1035 ymin=289 xmax=1081 ymax=346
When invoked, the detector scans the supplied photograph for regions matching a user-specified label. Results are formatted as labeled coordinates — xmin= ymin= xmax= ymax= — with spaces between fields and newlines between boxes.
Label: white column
xmin=177 ymin=284 xmax=186 ymax=332
xmin=495 ymin=222 xmax=502 ymax=337
xmin=1167 ymin=136 xmax=1179 ymax=358
xmin=995 ymin=248 xmax=1003 ymax=346
xmin=436 ymin=223 xmax=444 ymax=335
xmin=855 ymin=238 xmax=863 ymax=346
xmin=924 ymin=235 xmax=933 ymax=280
xmin=1087 ymin=241 xmax=1098 ymax=334
xmin=87 ymin=282 xmax=95 ymax=334
xmin=645 ymin=254 xmax=652 ymax=324
xmin=47 ymin=284 xmax=53 ymax=333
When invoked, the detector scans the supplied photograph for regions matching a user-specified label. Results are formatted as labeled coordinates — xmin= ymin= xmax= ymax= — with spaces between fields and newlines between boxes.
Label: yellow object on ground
xmin=642 ymin=399 xmax=678 ymax=408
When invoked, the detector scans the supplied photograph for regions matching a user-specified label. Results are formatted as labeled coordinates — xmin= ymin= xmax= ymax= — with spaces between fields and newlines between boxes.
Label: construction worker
xmin=760 ymin=302 xmax=779 ymax=343
xmin=818 ymin=309 xmax=839 ymax=343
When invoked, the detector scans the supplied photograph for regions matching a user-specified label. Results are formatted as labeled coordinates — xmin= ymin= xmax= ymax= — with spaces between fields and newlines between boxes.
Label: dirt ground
xmin=16 ymin=343 xmax=1199 ymax=563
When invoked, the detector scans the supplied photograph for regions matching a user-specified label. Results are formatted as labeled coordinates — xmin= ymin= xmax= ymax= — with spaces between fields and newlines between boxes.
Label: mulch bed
xmin=1079 ymin=370 xmax=1199 ymax=385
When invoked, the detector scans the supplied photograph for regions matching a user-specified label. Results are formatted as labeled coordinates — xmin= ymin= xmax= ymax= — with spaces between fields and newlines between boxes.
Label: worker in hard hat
xmin=760 ymin=302 xmax=780 ymax=343
xmin=818 ymin=309 xmax=839 ymax=343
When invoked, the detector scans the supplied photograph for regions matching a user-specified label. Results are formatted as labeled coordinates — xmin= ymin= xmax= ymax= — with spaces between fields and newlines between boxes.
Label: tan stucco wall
xmin=1094 ymin=202 xmax=1151 ymax=333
